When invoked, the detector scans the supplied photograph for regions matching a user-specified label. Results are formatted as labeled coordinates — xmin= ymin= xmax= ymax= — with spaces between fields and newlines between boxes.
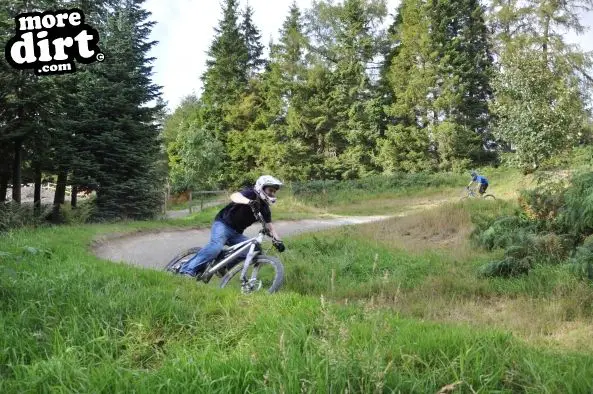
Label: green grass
xmin=2 ymin=168 xmax=593 ymax=392
xmin=2 ymin=198 xmax=593 ymax=392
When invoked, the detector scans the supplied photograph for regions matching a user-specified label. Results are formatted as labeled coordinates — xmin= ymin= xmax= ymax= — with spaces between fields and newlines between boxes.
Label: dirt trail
xmin=94 ymin=215 xmax=391 ymax=270
xmin=93 ymin=192 xmax=465 ymax=270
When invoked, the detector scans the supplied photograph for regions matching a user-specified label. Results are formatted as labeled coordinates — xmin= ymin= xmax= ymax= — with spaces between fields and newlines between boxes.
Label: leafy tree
xmin=170 ymin=122 xmax=225 ymax=194
xmin=492 ymin=50 xmax=587 ymax=170
xmin=489 ymin=0 xmax=593 ymax=170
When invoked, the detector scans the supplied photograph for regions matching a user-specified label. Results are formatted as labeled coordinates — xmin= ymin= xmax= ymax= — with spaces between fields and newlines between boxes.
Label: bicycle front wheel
xmin=483 ymin=194 xmax=496 ymax=200
xmin=219 ymin=255 xmax=284 ymax=294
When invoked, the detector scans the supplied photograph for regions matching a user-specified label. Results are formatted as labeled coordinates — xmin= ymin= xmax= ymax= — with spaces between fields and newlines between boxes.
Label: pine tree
xmin=85 ymin=0 xmax=165 ymax=219
xmin=241 ymin=4 xmax=266 ymax=76
xmin=0 ymin=0 xmax=59 ymax=204
xmin=428 ymin=0 xmax=494 ymax=168
xmin=303 ymin=0 xmax=388 ymax=179
xmin=379 ymin=0 xmax=435 ymax=173
xmin=200 ymin=0 xmax=249 ymax=141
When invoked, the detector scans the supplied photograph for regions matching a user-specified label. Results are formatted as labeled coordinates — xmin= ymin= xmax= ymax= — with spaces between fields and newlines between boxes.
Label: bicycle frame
xmin=466 ymin=187 xmax=478 ymax=197
xmin=202 ymin=231 xmax=264 ymax=276
xmin=202 ymin=208 xmax=270 ymax=284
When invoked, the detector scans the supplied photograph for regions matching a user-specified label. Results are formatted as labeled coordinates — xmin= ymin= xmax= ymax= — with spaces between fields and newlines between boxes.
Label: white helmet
xmin=254 ymin=175 xmax=283 ymax=205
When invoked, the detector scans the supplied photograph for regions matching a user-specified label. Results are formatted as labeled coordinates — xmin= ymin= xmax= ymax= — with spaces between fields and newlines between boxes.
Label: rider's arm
xmin=267 ymin=222 xmax=281 ymax=241
xmin=230 ymin=192 xmax=252 ymax=204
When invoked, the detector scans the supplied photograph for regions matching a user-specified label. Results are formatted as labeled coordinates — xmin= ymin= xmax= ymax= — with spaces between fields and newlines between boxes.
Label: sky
xmin=143 ymin=0 xmax=593 ymax=112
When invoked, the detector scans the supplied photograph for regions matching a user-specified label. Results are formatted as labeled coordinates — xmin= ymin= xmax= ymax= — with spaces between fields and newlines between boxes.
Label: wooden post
xmin=188 ymin=189 xmax=193 ymax=214
xmin=164 ymin=181 xmax=169 ymax=215
xmin=200 ymin=193 xmax=203 ymax=211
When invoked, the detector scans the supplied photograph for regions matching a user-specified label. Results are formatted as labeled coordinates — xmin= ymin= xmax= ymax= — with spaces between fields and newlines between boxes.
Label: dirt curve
xmin=93 ymin=215 xmax=391 ymax=270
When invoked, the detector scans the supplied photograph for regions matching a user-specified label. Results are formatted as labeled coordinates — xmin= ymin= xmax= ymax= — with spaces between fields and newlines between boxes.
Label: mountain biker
xmin=468 ymin=170 xmax=489 ymax=195
xmin=179 ymin=175 xmax=286 ymax=278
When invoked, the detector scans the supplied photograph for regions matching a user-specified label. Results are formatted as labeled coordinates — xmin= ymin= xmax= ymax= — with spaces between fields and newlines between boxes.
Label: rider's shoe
xmin=179 ymin=272 xmax=196 ymax=279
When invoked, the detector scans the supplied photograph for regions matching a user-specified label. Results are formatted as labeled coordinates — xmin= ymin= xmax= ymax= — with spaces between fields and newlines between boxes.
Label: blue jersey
xmin=472 ymin=175 xmax=488 ymax=185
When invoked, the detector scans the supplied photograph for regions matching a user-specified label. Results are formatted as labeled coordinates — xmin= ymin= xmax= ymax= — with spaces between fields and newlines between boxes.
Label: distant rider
xmin=468 ymin=170 xmax=489 ymax=196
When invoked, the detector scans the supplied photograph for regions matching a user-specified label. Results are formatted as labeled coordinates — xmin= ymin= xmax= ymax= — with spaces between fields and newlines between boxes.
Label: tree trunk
xmin=188 ymin=189 xmax=193 ymax=214
xmin=71 ymin=185 xmax=78 ymax=208
xmin=0 ymin=165 xmax=8 ymax=203
xmin=51 ymin=170 xmax=68 ymax=221
xmin=12 ymin=139 xmax=22 ymax=204
xmin=54 ymin=170 xmax=67 ymax=205
xmin=34 ymin=163 xmax=42 ymax=215
xmin=543 ymin=14 xmax=550 ymax=67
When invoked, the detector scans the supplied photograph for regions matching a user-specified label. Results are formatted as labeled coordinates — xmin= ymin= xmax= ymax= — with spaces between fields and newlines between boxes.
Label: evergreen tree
xmin=428 ymin=0 xmax=494 ymax=168
xmin=200 ymin=0 xmax=249 ymax=141
xmin=304 ymin=0 xmax=388 ymax=179
xmin=379 ymin=0 xmax=435 ymax=173
xmin=86 ymin=0 xmax=165 ymax=219
xmin=241 ymin=4 xmax=266 ymax=76
xmin=0 ymin=0 xmax=58 ymax=204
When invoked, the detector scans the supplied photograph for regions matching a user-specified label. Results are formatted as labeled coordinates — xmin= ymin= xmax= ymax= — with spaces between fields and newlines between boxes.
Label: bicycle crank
xmin=241 ymin=278 xmax=263 ymax=294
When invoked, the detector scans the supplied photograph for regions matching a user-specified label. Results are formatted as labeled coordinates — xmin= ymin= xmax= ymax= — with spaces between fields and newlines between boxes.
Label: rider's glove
xmin=273 ymin=239 xmax=286 ymax=253
xmin=248 ymin=199 xmax=260 ymax=211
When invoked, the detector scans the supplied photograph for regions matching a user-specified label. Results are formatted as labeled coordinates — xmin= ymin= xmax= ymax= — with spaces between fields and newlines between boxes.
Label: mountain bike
xmin=164 ymin=206 xmax=285 ymax=294
xmin=461 ymin=186 xmax=496 ymax=201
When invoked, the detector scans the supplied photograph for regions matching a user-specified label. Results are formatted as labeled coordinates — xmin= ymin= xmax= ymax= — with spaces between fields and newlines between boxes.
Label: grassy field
xmin=2 ymin=168 xmax=593 ymax=393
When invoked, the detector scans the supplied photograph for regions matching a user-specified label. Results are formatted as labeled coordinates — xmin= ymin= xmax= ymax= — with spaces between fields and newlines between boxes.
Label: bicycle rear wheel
xmin=483 ymin=194 xmax=496 ymax=200
xmin=164 ymin=247 xmax=201 ymax=273
xmin=219 ymin=255 xmax=284 ymax=294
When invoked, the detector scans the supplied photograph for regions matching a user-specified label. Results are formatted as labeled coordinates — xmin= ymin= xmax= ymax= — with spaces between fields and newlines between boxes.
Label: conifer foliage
xmin=0 ymin=0 xmax=165 ymax=221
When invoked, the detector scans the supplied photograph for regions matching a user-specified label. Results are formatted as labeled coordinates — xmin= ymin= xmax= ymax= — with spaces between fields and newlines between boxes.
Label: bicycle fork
xmin=240 ymin=243 xmax=257 ymax=284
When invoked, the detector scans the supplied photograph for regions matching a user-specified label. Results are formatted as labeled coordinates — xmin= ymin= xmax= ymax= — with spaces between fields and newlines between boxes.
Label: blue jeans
xmin=179 ymin=220 xmax=249 ymax=276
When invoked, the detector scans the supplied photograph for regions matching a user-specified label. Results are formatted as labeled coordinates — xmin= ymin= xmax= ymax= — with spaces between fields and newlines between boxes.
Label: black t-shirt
xmin=214 ymin=187 xmax=272 ymax=233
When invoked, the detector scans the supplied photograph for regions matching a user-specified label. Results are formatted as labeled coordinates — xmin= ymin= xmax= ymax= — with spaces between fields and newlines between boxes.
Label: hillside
xmin=2 ymin=168 xmax=593 ymax=393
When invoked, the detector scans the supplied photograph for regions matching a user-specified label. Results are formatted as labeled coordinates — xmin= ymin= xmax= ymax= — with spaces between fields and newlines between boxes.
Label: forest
xmin=1 ymin=0 xmax=592 ymax=221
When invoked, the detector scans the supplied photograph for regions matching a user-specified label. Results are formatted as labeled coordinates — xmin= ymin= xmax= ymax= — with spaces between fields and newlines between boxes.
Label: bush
xmin=518 ymin=188 xmax=565 ymax=222
xmin=472 ymin=171 xmax=591 ymax=278
xmin=557 ymin=171 xmax=593 ymax=237
xmin=569 ymin=235 xmax=593 ymax=281
xmin=472 ymin=215 xmax=535 ymax=251
xmin=478 ymin=256 xmax=533 ymax=278
xmin=478 ymin=232 xmax=571 ymax=278
xmin=540 ymin=145 xmax=593 ymax=170
xmin=59 ymin=198 xmax=96 ymax=225
xmin=0 ymin=202 xmax=52 ymax=233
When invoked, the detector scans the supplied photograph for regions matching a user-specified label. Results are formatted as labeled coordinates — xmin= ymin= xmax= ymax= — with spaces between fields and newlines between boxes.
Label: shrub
xmin=291 ymin=172 xmax=466 ymax=197
xmin=0 ymin=202 xmax=52 ymax=233
xmin=569 ymin=235 xmax=593 ymax=281
xmin=472 ymin=215 xmax=535 ymax=251
xmin=472 ymin=171 xmax=587 ymax=278
xmin=59 ymin=198 xmax=96 ymax=225
xmin=557 ymin=171 xmax=593 ymax=237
